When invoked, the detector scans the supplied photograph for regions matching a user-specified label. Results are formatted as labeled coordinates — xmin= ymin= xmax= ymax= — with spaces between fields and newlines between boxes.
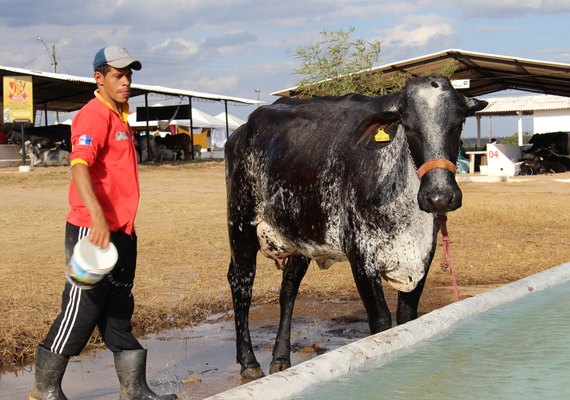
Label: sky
xmin=2 ymin=0 xmax=570 ymax=138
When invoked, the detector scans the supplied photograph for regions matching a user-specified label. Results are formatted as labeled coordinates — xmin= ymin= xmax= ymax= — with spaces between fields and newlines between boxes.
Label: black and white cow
xmin=155 ymin=144 xmax=178 ymax=162
xmin=155 ymin=133 xmax=193 ymax=160
xmin=8 ymin=124 xmax=71 ymax=152
xmin=225 ymin=76 xmax=487 ymax=379
xmin=135 ymin=133 xmax=157 ymax=163
xmin=23 ymin=140 xmax=70 ymax=167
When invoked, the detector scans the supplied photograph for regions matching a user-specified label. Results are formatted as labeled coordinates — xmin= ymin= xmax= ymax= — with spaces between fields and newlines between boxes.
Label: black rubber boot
xmin=114 ymin=349 xmax=177 ymax=400
xmin=28 ymin=346 xmax=69 ymax=400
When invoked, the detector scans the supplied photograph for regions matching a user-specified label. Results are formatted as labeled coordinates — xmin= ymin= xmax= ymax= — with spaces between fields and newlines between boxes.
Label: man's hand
xmin=88 ymin=210 xmax=110 ymax=249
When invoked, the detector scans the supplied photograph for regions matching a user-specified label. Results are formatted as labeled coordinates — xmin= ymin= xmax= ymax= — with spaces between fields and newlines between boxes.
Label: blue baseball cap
xmin=92 ymin=45 xmax=142 ymax=71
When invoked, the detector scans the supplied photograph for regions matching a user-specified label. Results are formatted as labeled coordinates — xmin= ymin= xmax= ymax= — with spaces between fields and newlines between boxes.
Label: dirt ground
xmin=1 ymin=161 xmax=569 ymax=374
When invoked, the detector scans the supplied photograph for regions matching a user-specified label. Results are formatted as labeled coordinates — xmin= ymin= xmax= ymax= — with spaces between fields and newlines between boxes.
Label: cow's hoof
xmin=269 ymin=359 xmax=291 ymax=374
xmin=240 ymin=366 xmax=265 ymax=380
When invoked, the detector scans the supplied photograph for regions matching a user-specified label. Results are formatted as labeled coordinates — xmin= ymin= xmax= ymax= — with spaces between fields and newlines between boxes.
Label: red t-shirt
xmin=66 ymin=93 xmax=140 ymax=234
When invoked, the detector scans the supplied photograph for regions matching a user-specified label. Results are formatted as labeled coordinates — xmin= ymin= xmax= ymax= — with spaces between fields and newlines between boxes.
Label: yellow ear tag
xmin=374 ymin=128 xmax=390 ymax=142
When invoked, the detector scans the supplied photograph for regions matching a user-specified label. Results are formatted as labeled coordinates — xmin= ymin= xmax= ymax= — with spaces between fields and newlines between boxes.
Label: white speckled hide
xmin=251 ymin=123 xmax=433 ymax=292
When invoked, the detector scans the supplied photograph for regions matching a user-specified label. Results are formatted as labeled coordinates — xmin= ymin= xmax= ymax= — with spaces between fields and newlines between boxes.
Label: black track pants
xmin=41 ymin=223 xmax=143 ymax=356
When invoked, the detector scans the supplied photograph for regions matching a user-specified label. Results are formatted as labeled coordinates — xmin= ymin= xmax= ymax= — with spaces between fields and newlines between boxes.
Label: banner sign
xmin=3 ymin=76 xmax=34 ymax=123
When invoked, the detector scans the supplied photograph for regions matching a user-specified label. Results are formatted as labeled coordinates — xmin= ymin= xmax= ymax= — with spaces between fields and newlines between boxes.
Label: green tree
xmin=293 ymin=27 xmax=402 ymax=97
xmin=293 ymin=27 xmax=458 ymax=97
xmin=500 ymin=131 xmax=532 ymax=145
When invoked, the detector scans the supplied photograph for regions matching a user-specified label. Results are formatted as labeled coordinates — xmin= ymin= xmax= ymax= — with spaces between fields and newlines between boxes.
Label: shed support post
xmin=476 ymin=114 xmax=482 ymax=149
xmin=224 ymin=100 xmax=230 ymax=140
xmin=145 ymin=93 xmax=151 ymax=162
xmin=517 ymin=111 xmax=523 ymax=146
xmin=189 ymin=97 xmax=195 ymax=160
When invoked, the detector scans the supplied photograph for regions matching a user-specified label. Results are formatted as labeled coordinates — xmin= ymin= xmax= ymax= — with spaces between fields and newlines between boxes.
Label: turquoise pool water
xmin=293 ymin=281 xmax=570 ymax=400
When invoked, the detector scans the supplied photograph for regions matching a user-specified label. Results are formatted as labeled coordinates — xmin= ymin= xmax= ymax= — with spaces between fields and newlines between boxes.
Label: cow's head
xmin=390 ymin=76 xmax=487 ymax=214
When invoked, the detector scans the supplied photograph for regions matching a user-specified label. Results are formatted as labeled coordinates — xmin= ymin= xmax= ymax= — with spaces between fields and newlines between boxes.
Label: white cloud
xmin=325 ymin=2 xmax=417 ymax=19
xmin=452 ymin=0 xmax=570 ymax=18
xmin=382 ymin=14 xmax=457 ymax=50
xmin=191 ymin=74 xmax=239 ymax=93
xmin=149 ymin=38 xmax=201 ymax=59
xmin=474 ymin=24 xmax=523 ymax=34
xmin=1 ymin=0 xmax=569 ymax=116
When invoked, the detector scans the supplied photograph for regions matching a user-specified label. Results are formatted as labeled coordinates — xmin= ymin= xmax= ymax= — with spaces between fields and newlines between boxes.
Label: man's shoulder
xmin=75 ymin=98 xmax=111 ymax=122
xmin=79 ymin=97 xmax=108 ymax=113
xmin=72 ymin=99 xmax=112 ymax=139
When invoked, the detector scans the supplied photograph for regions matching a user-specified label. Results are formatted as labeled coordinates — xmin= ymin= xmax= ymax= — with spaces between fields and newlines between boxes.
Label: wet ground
xmin=2 ymin=297 xmax=373 ymax=399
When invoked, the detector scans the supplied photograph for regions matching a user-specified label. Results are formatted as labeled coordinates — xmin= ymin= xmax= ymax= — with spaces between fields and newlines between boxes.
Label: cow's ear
xmin=464 ymin=97 xmax=488 ymax=117
xmin=352 ymin=118 xmax=398 ymax=150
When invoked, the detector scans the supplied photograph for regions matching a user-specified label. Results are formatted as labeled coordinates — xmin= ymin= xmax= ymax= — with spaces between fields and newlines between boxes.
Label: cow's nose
xmin=428 ymin=193 xmax=452 ymax=213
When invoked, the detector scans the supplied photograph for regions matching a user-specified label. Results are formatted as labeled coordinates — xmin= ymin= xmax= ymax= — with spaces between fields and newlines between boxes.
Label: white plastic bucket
xmin=66 ymin=237 xmax=118 ymax=289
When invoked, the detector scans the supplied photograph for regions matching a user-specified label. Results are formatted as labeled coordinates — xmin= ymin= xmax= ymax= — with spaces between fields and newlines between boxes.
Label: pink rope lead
xmin=437 ymin=214 xmax=460 ymax=302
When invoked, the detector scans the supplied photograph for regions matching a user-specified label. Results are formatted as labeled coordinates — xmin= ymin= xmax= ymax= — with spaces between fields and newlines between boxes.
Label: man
xmin=29 ymin=45 xmax=177 ymax=400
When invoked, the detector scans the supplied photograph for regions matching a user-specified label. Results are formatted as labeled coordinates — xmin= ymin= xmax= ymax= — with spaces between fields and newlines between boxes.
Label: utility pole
xmin=254 ymin=89 xmax=261 ymax=108
xmin=37 ymin=37 xmax=59 ymax=124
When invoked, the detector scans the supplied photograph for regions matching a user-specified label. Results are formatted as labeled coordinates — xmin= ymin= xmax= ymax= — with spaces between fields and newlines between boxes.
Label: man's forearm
xmin=71 ymin=164 xmax=110 ymax=248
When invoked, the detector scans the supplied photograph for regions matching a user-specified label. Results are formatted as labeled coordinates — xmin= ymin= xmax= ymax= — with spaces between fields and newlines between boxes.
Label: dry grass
xmin=1 ymin=162 xmax=569 ymax=371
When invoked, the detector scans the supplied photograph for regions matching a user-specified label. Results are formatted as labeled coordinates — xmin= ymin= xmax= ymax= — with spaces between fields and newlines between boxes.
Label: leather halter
xmin=416 ymin=159 xmax=457 ymax=179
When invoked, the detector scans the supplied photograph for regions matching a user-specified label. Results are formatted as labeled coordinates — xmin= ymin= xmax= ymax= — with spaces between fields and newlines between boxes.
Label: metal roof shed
xmin=272 ymin=49 xmax=570 ymax=99
xmin=0 ymin=64 xmax=261 ymax=128
xmin=272 ymin=49 xmax=570 ymax=147
xmin=0 ymin=65 xmax=261 ymax=160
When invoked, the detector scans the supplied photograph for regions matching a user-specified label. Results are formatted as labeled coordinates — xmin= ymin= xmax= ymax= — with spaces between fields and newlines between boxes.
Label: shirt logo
xmin=78 ymin=134 xmax=93 ymax=146
xmin=115 ymin=131 xmax=129 ymax=141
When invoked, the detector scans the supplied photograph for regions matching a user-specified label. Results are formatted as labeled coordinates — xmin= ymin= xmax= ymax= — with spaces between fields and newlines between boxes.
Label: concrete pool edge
xmin=205 ymin=262 xmax=570 ymax=400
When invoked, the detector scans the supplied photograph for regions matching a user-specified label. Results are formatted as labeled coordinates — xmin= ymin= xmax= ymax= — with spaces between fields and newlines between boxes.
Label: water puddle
xmin=1 ymin=297 xmax=371 ymax=399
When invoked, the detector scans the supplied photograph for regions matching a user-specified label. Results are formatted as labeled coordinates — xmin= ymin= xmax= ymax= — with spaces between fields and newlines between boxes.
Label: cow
xmin=155 ymin=133 xmax=193 ymax=160
xmin=155 ymin=144 xmax=178 ymax=162
xmin=526 ymin=131 xmax=570 ymax=156
xmin=22 ymin=140 xmax=70 ymax=167
xmin=533 ymin=149 xmax=569 ymax=172
xmin=224 ymin=76 xmax=488 ymax=379
xmin=524 ymin=132 xmax=570 ymax=171
xmin=8 ymin=124 xmax=71 ymax=152
xmin=135 ymin=133 xmax=157 ymax=163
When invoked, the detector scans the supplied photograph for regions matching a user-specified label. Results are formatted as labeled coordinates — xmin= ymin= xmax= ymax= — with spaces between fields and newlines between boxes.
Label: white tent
xmin=129 ymin=104 xmax=234 ymax=156
xmin=128 ymin=106 xmax=226 ymax=130
xmin=214 ymin=112 xmax=246 ymax=130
